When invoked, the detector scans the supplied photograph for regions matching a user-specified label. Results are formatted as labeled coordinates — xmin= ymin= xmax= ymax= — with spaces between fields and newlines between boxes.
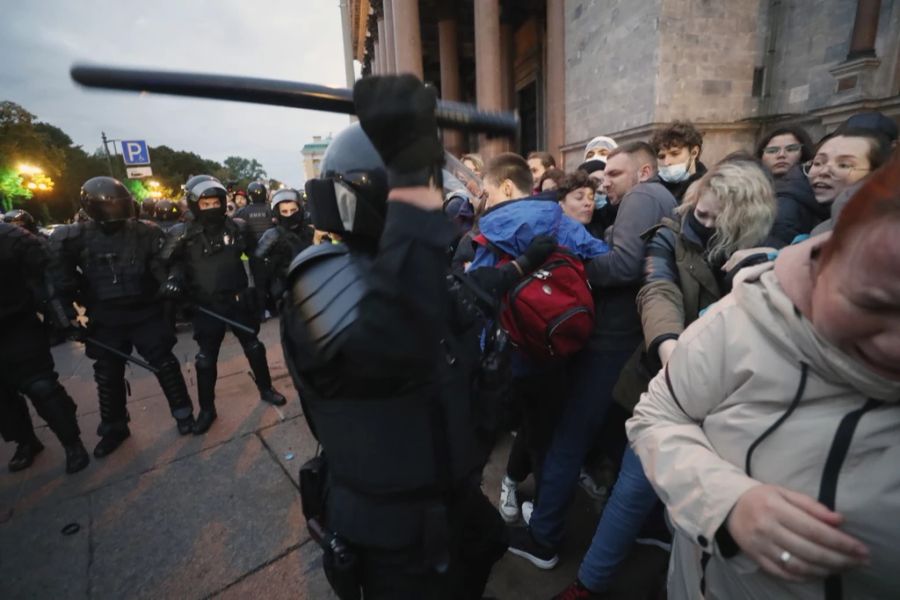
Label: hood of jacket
xmin=470 ymin=195 xmax=608 ymax=269
xmin=732 ymin=235 xmax=900 ymax=401
xmin=775 ymin=164 xmax=829 ymax=219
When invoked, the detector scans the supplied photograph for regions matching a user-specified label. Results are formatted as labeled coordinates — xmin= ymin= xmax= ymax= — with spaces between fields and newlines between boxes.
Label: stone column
xmin=500 ymin=21 xmax=515 ymax=111
xmin=392 ymin=0 xmax=424 ymax=78
xmin=377 ymin=16 xmax=388 ymax=74
xmin=475 ymin=0 xmax=504 ymax=159
xmin=546 ymin=0 xmax=566 ymax=163
xmin=383 ymin=0 xmax=397 ymax=73
xmin=848 ymin=0 xmax=881 ymax=59
xmin=438 ymin=14 xmax=464 ymax=156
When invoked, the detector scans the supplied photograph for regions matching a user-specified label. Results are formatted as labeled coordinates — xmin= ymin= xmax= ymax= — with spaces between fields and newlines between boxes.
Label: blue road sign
xmin=121 ymin=140 xmax=150 ymax=165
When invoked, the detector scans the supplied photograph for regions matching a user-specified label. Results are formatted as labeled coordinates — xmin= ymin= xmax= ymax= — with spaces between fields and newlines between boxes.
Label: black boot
xmin=8 ymin=438 xmax=44 ymax=472
xmin=192 ymin=409 xmax=217 ymax=434
xmin=64 ymin=441 xmax=90 ymax=473
xmin=260 ymin=387 xmax=287 ymax=406
xmin=242 ymin=339 xmax=286 ymax=406
xmin=154 ymin=356 xmax=194 ymax=435
xmin=93 ymin=428 xmax=130 ymax=458
xmin=22 ymin=376 xmax=82 ymax=451
xmin=193 ymin=350 xmax=218 ymax=435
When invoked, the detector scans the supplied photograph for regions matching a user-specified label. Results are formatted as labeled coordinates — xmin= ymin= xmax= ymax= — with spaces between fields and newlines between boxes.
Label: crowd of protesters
xmin=3 ymin=88 xmax=898 ymax=599
xmin=445 ymin=111 xmax=899 ymax=599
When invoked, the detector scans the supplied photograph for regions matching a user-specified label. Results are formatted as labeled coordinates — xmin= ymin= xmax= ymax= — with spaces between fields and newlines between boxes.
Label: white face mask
xmin=658 ymin=161 xmax=691 ymax=183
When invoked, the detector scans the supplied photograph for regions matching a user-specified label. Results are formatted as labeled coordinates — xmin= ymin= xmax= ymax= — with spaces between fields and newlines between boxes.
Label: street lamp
xmin=148 ymin=180 xmax=160 ymax=188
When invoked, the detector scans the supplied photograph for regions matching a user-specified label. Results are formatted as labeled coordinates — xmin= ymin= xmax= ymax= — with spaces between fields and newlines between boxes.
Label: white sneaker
xmin=499 ymin=476 xmax=520 ymax=523
xmin=578 ymin=468 xmax=608 ymax=501
xmin=521 ymin=500 xmax=534 ymax=525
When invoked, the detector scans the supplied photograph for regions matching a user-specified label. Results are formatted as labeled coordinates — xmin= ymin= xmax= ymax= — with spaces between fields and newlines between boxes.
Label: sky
xmin=1 ymin=0 xmax=357 ymax=186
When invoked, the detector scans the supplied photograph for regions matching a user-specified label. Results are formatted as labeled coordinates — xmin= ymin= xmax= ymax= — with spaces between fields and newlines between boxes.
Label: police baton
xmin=81 ymin=336 xmax=160 ymax=374
xmin=70 ymin=64 xmax=520 ymax=139
xmin=194 ymin=305 xmax=256 ymax=335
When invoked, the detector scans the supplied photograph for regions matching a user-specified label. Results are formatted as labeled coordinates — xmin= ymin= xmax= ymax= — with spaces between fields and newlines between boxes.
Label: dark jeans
xmin=504 ymin=367 xmax=566 ymax=499
xmin=323 ymin=481 xmax=507 ymax=600
xmin=529 ymin=347 xmax=633 ymax=549
xmin=577 ymin=445 xmax=659 ymax=591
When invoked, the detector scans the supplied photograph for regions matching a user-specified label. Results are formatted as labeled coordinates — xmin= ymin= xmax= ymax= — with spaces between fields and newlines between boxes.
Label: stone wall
xmin=563 ymin=0 xmax=661 ymax=151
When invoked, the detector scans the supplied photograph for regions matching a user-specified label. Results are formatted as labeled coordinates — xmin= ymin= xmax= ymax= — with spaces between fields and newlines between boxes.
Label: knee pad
xmin=241 ymin=339 xmax=265 ymax=354
xmin=94 ymin=359 xmax=126 ymax=385
xmin=21 ymin=374 xmax=62 ymax=402
xmin=195 ymin=351 xmax=217 ymax=371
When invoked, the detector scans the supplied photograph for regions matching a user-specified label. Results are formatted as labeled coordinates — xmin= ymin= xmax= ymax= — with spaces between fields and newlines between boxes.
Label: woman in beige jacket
xmin=628 ymin=154 xmax=900 ymax=600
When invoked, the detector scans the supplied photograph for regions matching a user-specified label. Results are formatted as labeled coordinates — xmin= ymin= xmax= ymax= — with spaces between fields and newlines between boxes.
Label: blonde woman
xmin=552 ymin=159 xmax=777 ymax=599
xmin=461 ymin=153 xmax=484 ymax=178
xmin=628 ymin=152 xmax=900 ymax=599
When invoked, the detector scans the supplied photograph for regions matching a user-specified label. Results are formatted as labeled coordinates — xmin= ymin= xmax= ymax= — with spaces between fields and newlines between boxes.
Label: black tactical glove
xmin=353 ymin=75 xmax=444 ymax=188
xmin=160 ymin=277 xmax=184 ymax=300
xmin=513 ymin=235 xmax=558 ymax=274
xmin=237 ymin=287 xmax=261 ymax=315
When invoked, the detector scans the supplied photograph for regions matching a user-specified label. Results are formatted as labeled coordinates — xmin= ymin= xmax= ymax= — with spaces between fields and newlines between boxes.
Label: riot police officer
xmin=49 ymin=177 xmax=196 ymax=457
xmin=235 ymin=181 xmax=274 ymax=242
xmin=0 ymin=222 xmax=89 ymax=473
xmin=279 ymin=75 xmax=544 ymax=599
xmin=160 ymin=176 xmax=286 ymax=435
xmin=3 ymin=209 xmax=40 ymax=235
xmin=153 ymin=199 xmax=183 ymax=233
xmin=253 ymin=188 xmax=313 ymax=309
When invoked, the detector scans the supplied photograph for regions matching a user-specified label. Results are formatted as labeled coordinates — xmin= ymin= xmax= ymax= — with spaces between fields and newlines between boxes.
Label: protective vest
xmin=283 ymin=243 xmax=483 ymax=548
xmin=236 ymin=203 xmax=274 ymax=241
xmin=182 ymin=220 xmax=249 ymax=298
xmin=0 ymin=224 xmax=45 ymax=320
xmin=79 ymin=221 xmax=160 ymax=305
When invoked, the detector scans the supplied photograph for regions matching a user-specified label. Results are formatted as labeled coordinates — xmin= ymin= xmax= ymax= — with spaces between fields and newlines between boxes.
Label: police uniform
xmin=49 ymin=177 xmax=196 ymax=457
xmin=281 ymin=97 xmax=515 ymax=597
xmin=160 ymin=176 xmax=286 ymax=435
xmin=254 ymin=188 xmax=314 ymax=308
xmin=0 ymin=222 xmax=89 ymax=473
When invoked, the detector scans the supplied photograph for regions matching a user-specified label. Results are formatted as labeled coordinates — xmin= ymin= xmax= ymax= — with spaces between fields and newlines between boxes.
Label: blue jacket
xmin=469 ymin=196 xmax=609 ymax=270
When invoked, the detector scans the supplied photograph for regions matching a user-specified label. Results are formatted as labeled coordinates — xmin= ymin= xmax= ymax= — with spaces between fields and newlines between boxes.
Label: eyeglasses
xmin=762 ymin=143 xmax=802 ymax=155
xmin=802 ymin=159 xmax=870 ymax=178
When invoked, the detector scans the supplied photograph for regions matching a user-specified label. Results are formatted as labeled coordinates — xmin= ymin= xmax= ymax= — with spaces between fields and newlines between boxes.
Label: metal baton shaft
xmin=194 ymin=305 xmax=256 ymax=335
xmin=70 ymin=64 xmax=520 ymax=138
xmin=83 ymin=336 xmax=159 ymax=373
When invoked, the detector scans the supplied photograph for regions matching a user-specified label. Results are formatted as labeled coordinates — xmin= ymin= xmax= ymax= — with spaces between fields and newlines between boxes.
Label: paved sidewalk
xmin=0 ymin=320 xmax=666 ymax=599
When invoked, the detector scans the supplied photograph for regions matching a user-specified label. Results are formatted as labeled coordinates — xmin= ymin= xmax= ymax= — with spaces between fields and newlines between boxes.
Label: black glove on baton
xmin=353 ymin=75 xmax=444 ymax=189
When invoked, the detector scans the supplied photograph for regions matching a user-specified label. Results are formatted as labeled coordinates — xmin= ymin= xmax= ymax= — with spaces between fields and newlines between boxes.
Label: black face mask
xmin=283 ymin=212 xmax=305 ymax=231
xmin=687 ymin=209 xmax=715 ymax=247
xmin=198 ymin=209 xmax=226 ymax=228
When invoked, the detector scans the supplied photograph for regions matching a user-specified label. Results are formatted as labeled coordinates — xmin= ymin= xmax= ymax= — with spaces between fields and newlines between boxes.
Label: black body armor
xmin=235 ymin=202 xmax=274 ymax=241
xmin=282 ymin=242 xmax=483 ymax=548
xmin=0 ymin=223 xmax=50 ymax=321
xmin=161 ymin=218 xmax=250 ymax=301
xmin=49 ymin=220 xmax=165 ymax=308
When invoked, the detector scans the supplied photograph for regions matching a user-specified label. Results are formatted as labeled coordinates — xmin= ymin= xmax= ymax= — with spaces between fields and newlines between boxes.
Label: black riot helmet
xmin=271 ymin=188 xmax=305 ymax=230
xmin=304 ymin=123 xmax=388 ymax=241
xmin=155 ymin=199 xmax=181 ymax=221
xmin=80 ymin=176 xmax=135 ymax=224
xmin=3 ymin=209 xmax=38 ymax=233
xmin=184 ymin=175 xmax=227 ymax=218
xmin=141 ymin=198 xmax=158 ymax=219
xmin=247 ymin=181 xmax=268 ymax=205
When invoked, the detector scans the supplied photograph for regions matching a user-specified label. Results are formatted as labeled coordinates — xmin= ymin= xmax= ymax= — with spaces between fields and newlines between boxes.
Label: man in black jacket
xmin=160 ymin=176 xmax=285 ymax=435
xmin=1 ymin=222 xmax=90 ymax=473
xmin=49 ymin=177 xmax=196 ymax=456
xmin=281 ymin=75 xmax=558 ymax=599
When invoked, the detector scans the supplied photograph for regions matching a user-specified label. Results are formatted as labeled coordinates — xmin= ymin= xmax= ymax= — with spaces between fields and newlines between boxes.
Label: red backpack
xmin=474 ymin=235 xmax=595 ymax=361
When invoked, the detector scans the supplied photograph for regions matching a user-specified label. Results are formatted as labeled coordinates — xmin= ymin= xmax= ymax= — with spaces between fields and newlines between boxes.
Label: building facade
xmin=346 ymin=0 xmax=900 ymax=168
xmin=301 ymin=135 xmax=332 ymax=180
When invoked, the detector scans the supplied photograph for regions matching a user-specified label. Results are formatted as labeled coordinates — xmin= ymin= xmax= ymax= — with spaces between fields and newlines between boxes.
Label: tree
xmin=222 ymin=156 xmax=267 ymax=188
